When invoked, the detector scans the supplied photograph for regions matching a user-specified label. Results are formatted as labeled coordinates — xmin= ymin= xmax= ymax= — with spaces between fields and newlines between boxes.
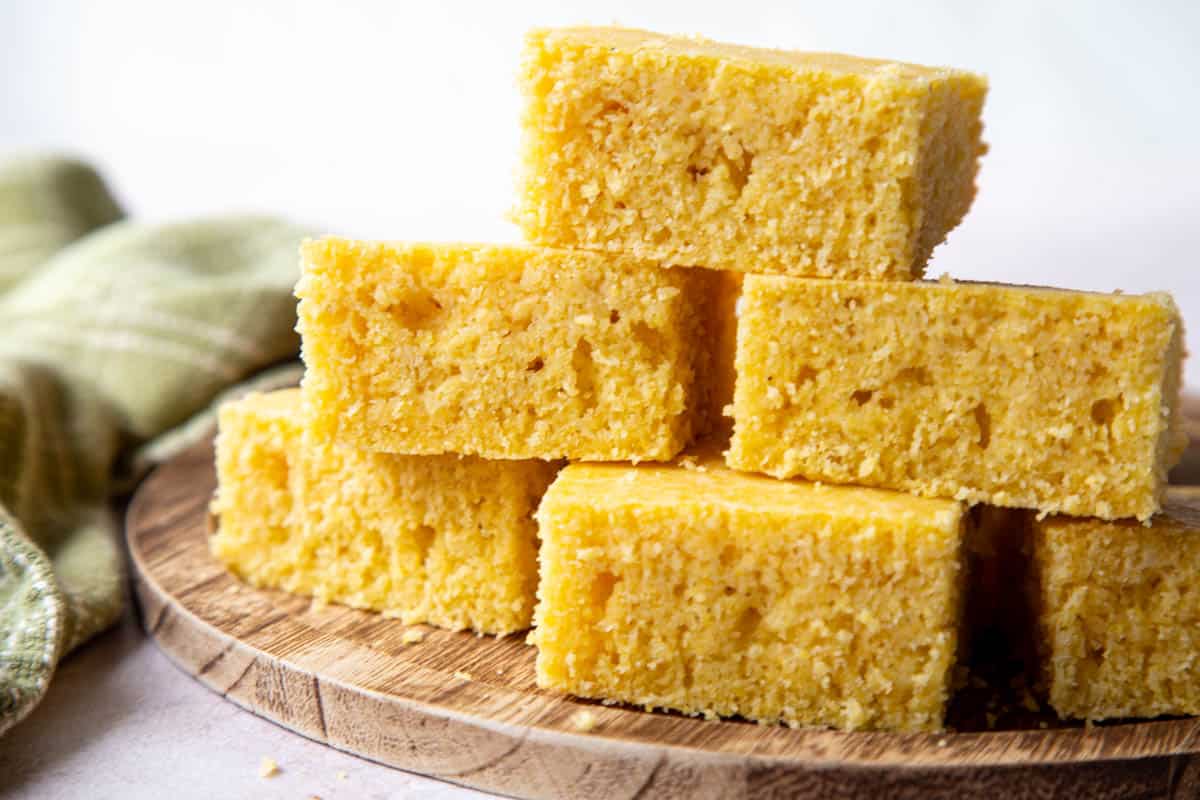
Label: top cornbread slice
xmin=728 ymin=276 xmax=1186 ymax=520
xmin=297 ymin=238 xmax=717 ymax=461
xmin=517 ymin=26 xmax=987 ymax=279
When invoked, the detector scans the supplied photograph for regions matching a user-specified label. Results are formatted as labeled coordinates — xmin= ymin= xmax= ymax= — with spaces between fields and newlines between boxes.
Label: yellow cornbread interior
xmin=532 ymin=445 xmax=967 ymax=732
xmin=729 ymin=276 xmax=1185 ymax=521
xmin=211 ymin=389 xmax=558 ymax=635
xmin=517 ymin=26 xmax=987 ymax=279
xmin=211 ymin=389 xmax=306 ymax=591
xmin=297 ymin=237 xmax=716 ymax=462
xmin=1030 ymin=489 xmax=1200 ymax=720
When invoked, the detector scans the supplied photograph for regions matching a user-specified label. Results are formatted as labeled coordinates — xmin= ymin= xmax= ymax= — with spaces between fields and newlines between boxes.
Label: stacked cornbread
xmin=211 ymin=26 xmax=1189 ymax=732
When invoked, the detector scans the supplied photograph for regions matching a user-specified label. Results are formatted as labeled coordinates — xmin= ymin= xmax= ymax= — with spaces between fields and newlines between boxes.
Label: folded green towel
xmin=0 ymin=155 xmax=311 ymax=735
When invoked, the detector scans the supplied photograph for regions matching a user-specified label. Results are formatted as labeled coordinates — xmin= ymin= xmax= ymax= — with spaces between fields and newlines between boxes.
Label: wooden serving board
xmin=127 ymin=395 xmax=1200 ymax=800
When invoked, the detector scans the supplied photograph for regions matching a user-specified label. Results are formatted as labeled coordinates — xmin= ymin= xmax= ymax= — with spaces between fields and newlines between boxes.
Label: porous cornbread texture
xmin=728 ymin=276 xmax=1186 ymax=521
xmin=211 ymin=389 xmax=305 ymax=592
xmin=532 ymin=446 xmax=968 ymax=731
xmin=297 ymin=238 xmax=716 ymax=461
xmin=211 ymin=390 xmax=558 ymax=635
xmin=517 ymin=26 xmax=987 ymax=279
xmin=1029 ymin=489 xmax=1200 ymax=721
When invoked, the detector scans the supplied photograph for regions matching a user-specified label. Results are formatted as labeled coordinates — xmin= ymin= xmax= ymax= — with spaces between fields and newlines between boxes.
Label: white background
xmin=2 ymin=0 xmax=1197 ymax=387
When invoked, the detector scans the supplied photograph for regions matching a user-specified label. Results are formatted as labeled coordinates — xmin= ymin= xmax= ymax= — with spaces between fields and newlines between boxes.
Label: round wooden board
xmin=127 ymin=396 xmax=1200 ymax=800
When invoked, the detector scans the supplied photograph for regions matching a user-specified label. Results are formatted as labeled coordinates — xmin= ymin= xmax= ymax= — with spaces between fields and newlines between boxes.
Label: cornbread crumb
xmin=453 ymin=670 xmax=473 ymax=682
xmin=258 ymin=757 xmax=279 ymax=778
xmin=729 ymin=276 xmax=1185 ymax=520
xmin=211 ymin=390 xmax=557 ymax=635
xmin=1030 ymin=489 xmax=1200 ymax=720
xmin=297 ymin=238 xmax=717 ymax=461
xmin=518 ymin=27 xmax=986 ymax=279
xmin=569 ymin=709 xmax=599 ymax=733
xmin=533 ymin=444 xmax=967 ymax=731
xmin=401 ymin=629 xmax=426 ymax=645
xmin=336 ymin=771 xmax=347 ymax=781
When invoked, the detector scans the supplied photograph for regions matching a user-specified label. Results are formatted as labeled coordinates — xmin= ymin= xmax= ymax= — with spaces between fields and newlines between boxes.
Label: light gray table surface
xmin=0 ymin=604 xmax=486 ymax=800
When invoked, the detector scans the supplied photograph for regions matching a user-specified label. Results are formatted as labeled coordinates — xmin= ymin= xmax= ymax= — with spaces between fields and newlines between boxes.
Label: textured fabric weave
xmin=0 ymin=155 xmax=309 ymax=735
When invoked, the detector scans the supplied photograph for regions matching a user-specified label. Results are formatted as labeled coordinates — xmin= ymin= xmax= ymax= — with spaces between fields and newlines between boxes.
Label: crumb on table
xmin=570 ymin=709 xmax=598 ymax=732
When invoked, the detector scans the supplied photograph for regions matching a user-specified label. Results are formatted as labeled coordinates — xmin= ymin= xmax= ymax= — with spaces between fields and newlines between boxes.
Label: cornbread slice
xmin=517 ymin=26 xmax=987 ymax=279
xmin=211 ymin=389 xmax=558 ymax=634
xmin=1029 ymin=489 xmax=1200 ymax=720
xmin=728 ymin=276 xmax=1186 ymax=520
xmin=532 ymin=446 xmax=968 ymax=732
xmin=210 ymin=389 xmax=307 ymax=592
xmin=297 ymin=238 xmax=717 ymax=461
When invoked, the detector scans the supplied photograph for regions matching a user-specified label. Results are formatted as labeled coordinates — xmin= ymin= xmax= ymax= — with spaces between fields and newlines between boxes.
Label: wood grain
xmin=126 ymin=396 xmax=1200 ymax=799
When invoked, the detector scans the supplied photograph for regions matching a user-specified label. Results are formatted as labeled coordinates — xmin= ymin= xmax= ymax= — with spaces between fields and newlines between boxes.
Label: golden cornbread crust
xmin=297 ymin=237 xmax=716 ymax=461
xmin=533 ymin=447 xmax=968 ymax=732
xmin=728 ymin=276 xmax=1185 ymax=520
xmin=517 ymin=26 xmax=987 ymax=279
xmin=211 ymin=390 xmax=558 ymax=635
xmin=1030 ymin=490 xmax=1200 ymax=721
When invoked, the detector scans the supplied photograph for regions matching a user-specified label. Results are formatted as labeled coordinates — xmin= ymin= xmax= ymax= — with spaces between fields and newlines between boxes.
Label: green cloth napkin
xmin=0 ymin=155 xmax=311 ymax=735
